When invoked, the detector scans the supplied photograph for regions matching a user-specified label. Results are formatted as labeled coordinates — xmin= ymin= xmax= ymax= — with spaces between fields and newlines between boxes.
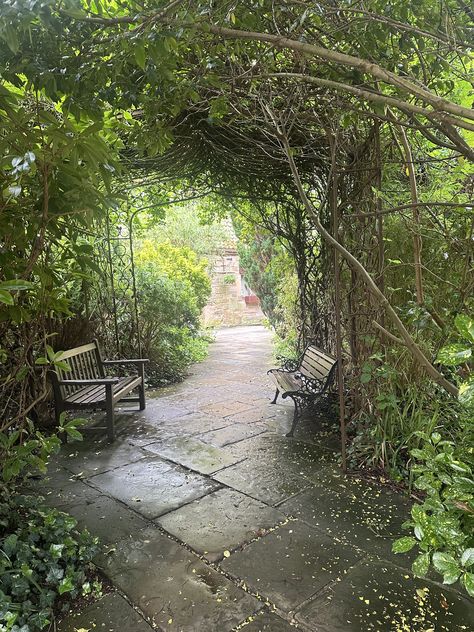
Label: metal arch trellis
xmin=102 ymin=205 xmax=142 ymax=359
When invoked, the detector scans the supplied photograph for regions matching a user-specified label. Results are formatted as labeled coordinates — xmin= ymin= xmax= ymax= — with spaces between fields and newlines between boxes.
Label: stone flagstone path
xmin=36 ymin=326 xmax=473 ymax=631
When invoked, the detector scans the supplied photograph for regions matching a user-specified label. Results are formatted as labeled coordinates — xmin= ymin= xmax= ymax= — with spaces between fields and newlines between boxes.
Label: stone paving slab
xmin=223 ymin=433 xmax=337 ymax=476
xmin=156 ymin=488 xmax=284 ymax=561
xmin=144 ymin=435 xmax=244 ymax=475
xmin=97 ymin=526 xmax=262 ymax=631
xmin=58 ymin=592 xmax=153 ymax=632
xmin=220 ymin=521 xmax=363 ymax=612
xmin=65 ymin=494 xmax=148 ymax=546
xmin=28 ymin=466 xmax=101 ymax=510
xmin=198 ymin=422 xmax=268 ymax=447
xmin=237 ymin=611 xmax=297 ymax=631
xmin=278 ymin=468 xmax=413 ymax=566
xmin=167 ymin=413 xmax=235 ymax=435
xmin=58 ymin=438 xmax=148 ymax=478
xmin=223 ymin=406 xmax=276 ymax=424
xmin=89 ymin=456 xmax=219 ymax=518
xmin=213 ymin=457 xmax=311 ymax=505
xmin=295 ymin=558 xmax=474 ymax=631
xmin=117 ymin=418 xmax=184 ymax=446
xmin=200 ymin=400 xmax=256 ymax=417
xmin=138 ymin=401 xmax=192 ymax=420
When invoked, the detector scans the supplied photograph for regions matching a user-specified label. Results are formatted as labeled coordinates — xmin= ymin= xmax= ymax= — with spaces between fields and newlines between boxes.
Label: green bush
xmin=393 ymin=423 xmax=474 ymax=596
xmin=134 ymin=241 xmax=211 ymax=385
xmin=0 ymin=491 xmax=100 ymax=631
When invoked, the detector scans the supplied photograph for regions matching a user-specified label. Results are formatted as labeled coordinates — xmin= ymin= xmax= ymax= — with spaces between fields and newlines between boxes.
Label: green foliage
xmin=237 ymin=234 xmax=280 ymax=325
xmin=0 ymin=414 xmax=85 ymax=485
xmin=222 ymin=274 xmax=235 ymax=285
xmin=437 ymin=314 xmax=474 ymax=408
xmin=141 ymin=203 xmax=231 ymax=258
xmin=272 ymin=268 xmax=299 ymax=360
xmin=134 ymin=241 xmax=211 ymax=385
xmin=393 ymin=424 xmax=474 ymax=595
xmin=0 ymin=491 xmax=100 ymax=631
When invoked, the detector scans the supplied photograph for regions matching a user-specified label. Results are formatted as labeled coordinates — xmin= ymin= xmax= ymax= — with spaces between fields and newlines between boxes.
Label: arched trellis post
xmin=102 ymin=192 xmax=212 ymax=359
xmin=103 ymin=205 xmax=141 ymax=358
xmin=329 ymin=135 xmax=347 ymax=473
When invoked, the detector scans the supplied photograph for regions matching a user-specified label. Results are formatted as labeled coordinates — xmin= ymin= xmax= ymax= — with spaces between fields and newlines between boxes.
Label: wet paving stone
xmin=97 ymin=526 xmax=262 ymax=631
xmin=295 ymin=558 xmax=474 ymax=631
xmin=224 ymin=433 xmax=337 ymax=475
xmin=139 ymin=401 xmax=192 ymax=421
xmin=162 ymin=413 xmax=235 ymax=436
xmin=58 ymin=437 xmax=149 ymax=478
xmin=278 ymin=468 xmax=413 ymax=565
xmin=144 ymin=435 xmax=244 ymax=474
xmin=58 ymin=592 xmax=153 ymax=632
xmin=198 ymin=422 xmax=267 ymax=447
xmin=220 ymin=521 xmax=363 ymax=612
xmin=213 ymin=457 xmax=311 ymax=505
xmin=27 ymin=465 xmax=101 ymax=510
xmin=66 ymin=495 xmax=148 ymax=545
xmin=237 ymin=611 xmax=297 ymax=631
xmin=201 ymin=400 xmax=256 ymax=417
xmin=89 ymin=456 xmax=219 ymax=518
xmin=156 ymin=488 xmax=284 ymax=561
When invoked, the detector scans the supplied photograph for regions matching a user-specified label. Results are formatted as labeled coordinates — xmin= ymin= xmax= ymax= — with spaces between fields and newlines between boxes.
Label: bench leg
xmin=139 ymin=382 xmax=146 ymax=411
xmin=286 ymin=395 xmax=303 ymax=438
xmin=271 ymin=388 xmax=279 ymax=404
xmin=106 ymin=386 xmax=115 ymax=442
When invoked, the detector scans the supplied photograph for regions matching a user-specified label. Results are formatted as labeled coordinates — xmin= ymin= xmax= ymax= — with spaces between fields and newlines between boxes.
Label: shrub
xmin=134 ymin=241 xmax=211 ymax=384
xmin=0 ymin=491 xmax=100 ymax=631
xmin=393 ymin=423 xmax=474 ymax=596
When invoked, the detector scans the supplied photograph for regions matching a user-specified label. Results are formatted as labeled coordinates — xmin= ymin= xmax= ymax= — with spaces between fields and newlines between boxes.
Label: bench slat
xmin=301 ymin=353 xmax=334 ymax=372
xmin=304 ymin=346 xmax=335 ymax=367
xmin=66 ymin=384 xmax=106 ymax=405
xmin=59 ymin=342 xmax=98 ymax=360
xmin=64 ymin=376 xmax=141 ymax=406
xmin=300 ymin=364 xmax=330 ymax=381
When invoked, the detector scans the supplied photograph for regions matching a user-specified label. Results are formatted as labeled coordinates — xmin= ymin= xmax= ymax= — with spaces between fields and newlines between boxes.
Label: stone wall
xmin=202 ymin=248 xmax=264 ymax=327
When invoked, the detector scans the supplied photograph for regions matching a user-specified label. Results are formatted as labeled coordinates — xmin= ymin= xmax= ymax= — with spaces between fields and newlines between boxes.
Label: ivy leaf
xmin=58 ymin=576 xmax=74 ymax=595
xmin=392 ymin=536 xmax=416 ymax=553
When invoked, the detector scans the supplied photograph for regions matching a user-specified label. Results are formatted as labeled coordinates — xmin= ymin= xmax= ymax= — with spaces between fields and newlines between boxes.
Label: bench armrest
xmin=102 ymin=359 xmax=149 ymax=365
xmin=58 ymin=378 xmax=120 ymax=385
xmin=274 ymin=356 xmax=300 ymax=372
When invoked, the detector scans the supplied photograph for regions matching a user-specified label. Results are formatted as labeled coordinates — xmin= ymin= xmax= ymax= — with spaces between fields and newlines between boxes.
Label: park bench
xmin=50 ymin=340 xmax=148 ymax=442
xmin=268 ymin=344 xmax=337 ymax=437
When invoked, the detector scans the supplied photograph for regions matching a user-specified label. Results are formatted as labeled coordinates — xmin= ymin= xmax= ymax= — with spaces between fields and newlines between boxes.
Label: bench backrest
xmin=299 ymin=345 xmax=337 ymax=382
xmin=52 ymin=341 xmax=104 ymax=398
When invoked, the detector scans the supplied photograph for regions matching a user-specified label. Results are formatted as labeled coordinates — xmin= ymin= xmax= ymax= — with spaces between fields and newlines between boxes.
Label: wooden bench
xmin=50 ymin=340 xmax=148 ymax=442
xmin=268 ymin=344 xmax=337 ymax=437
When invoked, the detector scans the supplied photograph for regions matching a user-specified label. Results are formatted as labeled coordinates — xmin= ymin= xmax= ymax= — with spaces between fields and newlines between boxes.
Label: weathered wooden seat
xmin=50 ymin=340 xmax=148 ymax=442
xmin=268 ymin=344 xmax=337 ymax=437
